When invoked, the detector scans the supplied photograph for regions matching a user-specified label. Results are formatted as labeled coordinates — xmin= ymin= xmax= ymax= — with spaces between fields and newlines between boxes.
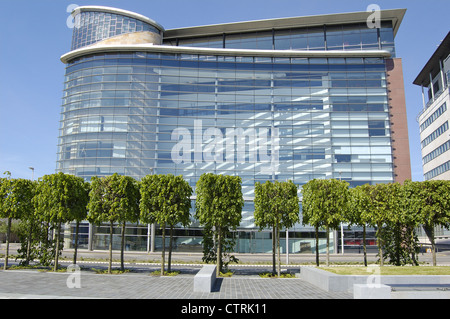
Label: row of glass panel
xmin=66 ymin=223 xmax=371 ymax=252
xmin=62 ymin=97 xmax=388 ymax=109
xmin=67 ymin=53 xmax=385 ymax=65
xmin=419 ymin=102 xmax=447 ymax=133
xmin=424 ymin=160 xmax=450 ymax=180
xmin=64 ymin=59 xmax=387 ymax=72
xmin=423 ymin=140 xmax=450 ymax=165
xmin=421 ymin=121 xmax=449 ymax=149
xmin=65 ymin=61 xmax=387 ymax=77
xmin=60 ymin=127 xmax=389 ymax=139
xmin=166 ymin=22 xmax=394 ymax=53
xmin=64 ymin=77 xmax=387 ymax=93
xmin=64 ymin=85 xmax=389 ymax=98
xmin=71 ymin=11 xmax=161 ymax=50
xmin=59 ymin=54 xmax=392 ymax=185
xmin=58 ymin=161 xmax=394 ymax=180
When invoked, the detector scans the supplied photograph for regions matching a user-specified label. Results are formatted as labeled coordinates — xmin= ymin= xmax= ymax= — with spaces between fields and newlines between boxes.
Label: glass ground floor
xmin=62 ymin=222 xmax=380 ymax=254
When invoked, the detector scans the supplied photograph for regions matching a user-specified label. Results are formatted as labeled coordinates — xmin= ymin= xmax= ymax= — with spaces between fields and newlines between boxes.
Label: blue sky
xmin=0 ymin=0 xmax=449 ymax=181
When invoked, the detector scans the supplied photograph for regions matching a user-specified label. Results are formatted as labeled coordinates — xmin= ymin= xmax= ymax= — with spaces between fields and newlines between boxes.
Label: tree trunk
xmin=410 ymin=227 xmax=418 ymax=266
xmin=73 ymin=220 xmax=79 ymax=265
xmin=3 ymin=217 xmax=11 ymax=270
xmin=315 ymin=225 xmax=319 ymax=266
xmin=26 ymin=222 xmax=33 ymax=266
xmin=161 ymin=222 xmax=166 ymax=276
xmin=377 ymin=223 xmax=384 ymax=267
xmin=120 ymin=222 xmax=126 ymax=272
xmin=395 ymin=222 xmax=401 ymax=266
xmin=277 ymin=222 xmax=281 ymax=277
xmin=424 ymin=224 xmax=436 ymax=266
xmin=54 ymin=220 xmax=62 ymax=272
xmin=168 ymin=225 xmax=173 ymax=273
xmin=216 ymin=226 xmax=222 ymax=277
xmin=363 ymin=224 xmax=367 ymax=267
xmin=326 ymin=225 xmax=330 ymax=267
xmin=272 ymin=225 xmax=276 ymax=274
xmin=108 ymin=221 xmax=113 ymax=274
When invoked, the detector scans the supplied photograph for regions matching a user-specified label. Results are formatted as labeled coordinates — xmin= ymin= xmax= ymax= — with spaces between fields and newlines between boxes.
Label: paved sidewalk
xmin=0 ymin=265 xmax=351 ymax=300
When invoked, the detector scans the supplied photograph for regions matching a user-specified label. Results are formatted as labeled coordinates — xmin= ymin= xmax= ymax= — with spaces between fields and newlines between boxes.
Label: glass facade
xmin=60 ymin=53 xmax=392 ymax=185
xmin=71 ymin=10 xmax=161 ymax=50
xmin=172 ymin=21 xmax=395 ymax=57
xmin=58 ymin=7 xmax=402 ymax=253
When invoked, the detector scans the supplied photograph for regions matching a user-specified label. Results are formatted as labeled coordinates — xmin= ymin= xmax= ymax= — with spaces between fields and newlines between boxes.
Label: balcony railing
xmin=417 ymin=86 xmax=450 ymax=122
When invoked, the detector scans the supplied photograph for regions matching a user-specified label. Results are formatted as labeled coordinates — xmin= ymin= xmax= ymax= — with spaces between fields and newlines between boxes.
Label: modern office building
xmin=414 ymin=32 xmax=450 ymax=181
xmin=58 ymin=6 xmax=410 ymax=253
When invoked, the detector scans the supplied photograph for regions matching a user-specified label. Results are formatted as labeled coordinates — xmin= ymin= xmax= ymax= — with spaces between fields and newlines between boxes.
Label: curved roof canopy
xmin=164 ymin=9 xmax=406 ymax=40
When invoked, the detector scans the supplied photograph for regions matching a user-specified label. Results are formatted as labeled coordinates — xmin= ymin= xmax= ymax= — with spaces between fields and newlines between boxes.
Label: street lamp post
xmin=29 ymin=167 xmax=34 ymax=181
xmin=339 ymin=171 xmax=344 ymax=255
xmin=147 ymin=168 xmax=156 ymax=253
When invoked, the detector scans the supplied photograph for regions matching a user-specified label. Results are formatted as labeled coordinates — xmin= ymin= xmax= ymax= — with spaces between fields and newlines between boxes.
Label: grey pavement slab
xmin=0 ymin=268 xmax=351 ymax=300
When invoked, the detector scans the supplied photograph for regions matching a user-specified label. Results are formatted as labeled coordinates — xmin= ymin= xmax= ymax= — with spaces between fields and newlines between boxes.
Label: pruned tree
xmin=254 ymin=180 xmax=299 ymax=276
xmin=195 ymin=173 xmax=244 ymax=277
xmin=363 ymin=183 xmax=401 ymax=266
xmin=380 ymin=182 xmax=417 ymax=266
xmin=87 ymin=173 xmax=140 ymax=273
xmin=301 ymin=179 xmax=349 ymax=266
xmin=33 ymin=172 xmax=88 ymax=271
xmin=350 ymin=182 xmax=420 ymax=267
xmin=347 ymin=185 xmax=373 ymax=266
xmin=0 ymin=172 xmax=34 ymax=270
xmin=403 ymin=180 xmax=450 ymax=266
xmin=70 ymin=180 xmax=90 ymax=265
xmin=140 ymin=174 xmax=192 ymax=274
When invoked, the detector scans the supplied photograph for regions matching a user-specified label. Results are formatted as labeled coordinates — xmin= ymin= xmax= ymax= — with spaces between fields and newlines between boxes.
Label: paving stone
xmin=0 ymin=267 xmax=351 ymax=300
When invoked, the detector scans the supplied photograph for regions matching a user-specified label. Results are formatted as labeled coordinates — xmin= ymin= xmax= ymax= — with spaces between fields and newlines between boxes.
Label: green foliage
xmin=402 ymin=179 xmax=450 ymax=266
xmin=195 ymin=173 xmax=244 ymax=230
xmin=302 ymin=179 xmax=349 ymax=229
xmin=33 ymin=172 xmax=89 ymax=271
xmin=0 ymin=173 xmax=36 ymax=269
xmin=301 ymin=179 xmax=348 ymax=236
xmin=195 ymin=173 xmax=244 ymax=275
xmin=0 ymin=172 xmax=35 ymax=220
xmin=379 ymin=223 xmax=419 ymax=266
xmin=200 ymin=224 xmax=238 ymax=273
xmin=140 ymin=173 xmax=192 ymax=274
xmin=348 ymin=184 xmax=373 ymax=226
xmin=87 ymin=173 xmax=140 ymax=225
xmin=3 ymin=163 xmax=449 ymax=271
xmin=301 ymin=179 xmax=349 ymax=266
xmin=254 ymin=180 xmax=299 ymax=275
xmin=403 ymin=180 xmax=450 ymax=228
xmin=349 ymin=182 xmax=421 ymax=266
xmin=33 ymin=172 xmax=88 ymax=224
xmin=140 ymin=174 xmax=192 ymax=227
xmin=87 ymin=173 xmax=140 ymax=273
xmin=254 ymin=180 xmax=300 ymax=230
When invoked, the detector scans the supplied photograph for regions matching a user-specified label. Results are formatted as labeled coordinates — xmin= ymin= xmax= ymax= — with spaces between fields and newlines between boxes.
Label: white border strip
xmin=61 ymin=44 xmax=391 ymax=64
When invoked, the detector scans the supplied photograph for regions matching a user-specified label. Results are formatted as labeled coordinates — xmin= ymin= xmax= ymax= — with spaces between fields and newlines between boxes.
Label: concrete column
xmin=430 ymin=72 xmax=435 ymax=100
xmin=440 ymin=59 xmax=446 ymax=88
xmin=88 ymin=223 xmax=93 ymax=251
xmin=421 ymin=85 xmax=426 ymax=110
xmin=151 ymin=223 xmax=156 ymax=252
